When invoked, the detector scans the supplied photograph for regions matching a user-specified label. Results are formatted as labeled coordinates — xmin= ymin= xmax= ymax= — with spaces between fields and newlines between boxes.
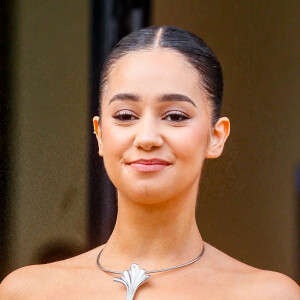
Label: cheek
xmin=174 ymin=122 xmax=210 ymax=161
xmin=101 ymin=123 xmax=131 ymax=161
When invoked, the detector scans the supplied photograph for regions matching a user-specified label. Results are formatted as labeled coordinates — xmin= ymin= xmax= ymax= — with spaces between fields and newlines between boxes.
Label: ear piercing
xmin=93 ymin=130 xmax=97 ymax=135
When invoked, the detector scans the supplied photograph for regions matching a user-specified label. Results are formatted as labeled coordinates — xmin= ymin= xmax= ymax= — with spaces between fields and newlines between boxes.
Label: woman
xmin=1 ymin=26 xmax=299 ymax=299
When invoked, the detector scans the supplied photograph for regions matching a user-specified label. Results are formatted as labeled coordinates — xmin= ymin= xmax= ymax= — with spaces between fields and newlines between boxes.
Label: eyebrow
xmin=108 ymin=93 xmax=197 ymax=107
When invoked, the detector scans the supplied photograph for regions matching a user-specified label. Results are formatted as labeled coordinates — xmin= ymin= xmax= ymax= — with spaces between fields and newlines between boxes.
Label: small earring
xmin=93 ymin=130 xmax=96 ymax=135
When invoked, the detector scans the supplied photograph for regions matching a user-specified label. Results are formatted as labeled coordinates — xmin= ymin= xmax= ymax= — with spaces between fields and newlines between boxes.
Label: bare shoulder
xmin=203 ymin=242 xmax=300 ymax=299
xmin=252 ymin=269 xmax=300 ymax=299
xmin=0 ymin=264 xmax=55 ymax=300
xmin=0 ymin=245 xmax=104 ymax=300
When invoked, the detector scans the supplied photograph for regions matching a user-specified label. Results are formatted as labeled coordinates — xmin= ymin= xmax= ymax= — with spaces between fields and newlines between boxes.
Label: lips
xmin=127 ymin=158 xmax=171 ymax=172
xmin=128 ymin=158 xmax=171 ymax=165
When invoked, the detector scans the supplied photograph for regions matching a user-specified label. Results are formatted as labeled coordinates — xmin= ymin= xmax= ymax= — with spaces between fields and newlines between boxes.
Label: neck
xmin=103 ymin=179 xmax=204 ymax=271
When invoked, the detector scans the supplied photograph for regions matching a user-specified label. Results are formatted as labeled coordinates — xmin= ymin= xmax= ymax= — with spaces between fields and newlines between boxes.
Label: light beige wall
xmin=9 ymin=0 xmax=89 ymax=270
xmin=153 ymin=0 xmax=300 ymax=280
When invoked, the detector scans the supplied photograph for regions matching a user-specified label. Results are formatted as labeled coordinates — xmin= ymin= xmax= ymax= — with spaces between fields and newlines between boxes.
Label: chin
xmin=121 ymin=185 xmax=175 ymax=205
xmin=133 ymin=197 xmax=168 ymax=205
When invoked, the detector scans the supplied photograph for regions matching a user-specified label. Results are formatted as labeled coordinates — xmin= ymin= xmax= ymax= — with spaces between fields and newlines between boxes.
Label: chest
xmin=39 ymin=271 xmax=241 ymax=300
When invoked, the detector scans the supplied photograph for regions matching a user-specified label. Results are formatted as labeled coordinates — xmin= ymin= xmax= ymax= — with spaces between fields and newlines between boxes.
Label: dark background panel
xmin=0 ymin=0 xmax=13 ymax=280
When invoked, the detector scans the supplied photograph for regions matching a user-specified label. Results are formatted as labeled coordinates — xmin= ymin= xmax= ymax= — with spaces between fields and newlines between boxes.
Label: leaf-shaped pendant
xmin=113 ymin=263 xmax=150 ymax=300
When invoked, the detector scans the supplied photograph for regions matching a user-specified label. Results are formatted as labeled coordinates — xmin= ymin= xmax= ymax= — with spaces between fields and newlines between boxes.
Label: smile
xmin=127 ymin=158 xmax=171 ymax=173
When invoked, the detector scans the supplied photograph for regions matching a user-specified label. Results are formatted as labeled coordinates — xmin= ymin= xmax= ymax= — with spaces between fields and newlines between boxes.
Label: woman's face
xmin=94 ymin=49 xmax=224 ymax=204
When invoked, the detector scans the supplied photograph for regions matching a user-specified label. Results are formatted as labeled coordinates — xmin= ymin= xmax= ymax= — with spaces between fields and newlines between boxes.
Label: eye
xmin=112 ymin=110 xmax=138 ymax=121
xmin=163 ymin=111 xmax=190 ymax=122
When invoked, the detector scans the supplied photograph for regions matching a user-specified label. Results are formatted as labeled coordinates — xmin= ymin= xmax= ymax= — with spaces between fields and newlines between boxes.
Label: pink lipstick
xmin=128 ymin=158 xmax=171 ymax=173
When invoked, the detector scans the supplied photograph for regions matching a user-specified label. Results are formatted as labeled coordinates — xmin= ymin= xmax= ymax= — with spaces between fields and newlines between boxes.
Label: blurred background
xmin=1 ymin=0 xmax=299 ymax=283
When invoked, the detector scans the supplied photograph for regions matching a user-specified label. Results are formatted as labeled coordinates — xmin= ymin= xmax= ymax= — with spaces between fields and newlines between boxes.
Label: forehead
xmin=103 ymin=49 xmax=205 ymax=105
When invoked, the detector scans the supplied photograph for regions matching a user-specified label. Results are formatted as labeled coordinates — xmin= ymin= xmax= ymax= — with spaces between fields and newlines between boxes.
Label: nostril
xmin=133 ymin=134 xmax=163 ymax=150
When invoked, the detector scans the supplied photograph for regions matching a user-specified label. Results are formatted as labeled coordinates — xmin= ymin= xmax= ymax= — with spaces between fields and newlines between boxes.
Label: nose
xmin=133 ymin=113 xmax=163 ymax=151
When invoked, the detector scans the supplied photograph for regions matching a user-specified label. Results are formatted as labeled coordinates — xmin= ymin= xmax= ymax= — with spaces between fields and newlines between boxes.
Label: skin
xmin=1 ymin=49 xmax=299 ymax=299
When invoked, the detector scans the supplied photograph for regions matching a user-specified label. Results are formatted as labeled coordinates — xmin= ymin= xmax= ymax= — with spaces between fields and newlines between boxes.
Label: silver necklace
xmin=96 ymin=244 xmax=205 ymax=300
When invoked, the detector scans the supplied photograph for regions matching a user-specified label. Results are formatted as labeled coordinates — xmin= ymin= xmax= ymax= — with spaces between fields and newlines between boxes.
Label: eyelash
xmin=112 ymin=110 xmax=190 ymax=122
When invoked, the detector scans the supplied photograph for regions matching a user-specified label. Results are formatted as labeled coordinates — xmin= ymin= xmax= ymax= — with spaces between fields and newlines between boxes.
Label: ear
xmin=206 ymin=117 xmax=230 ymax=159
xmin=93 ymin=116 xmax=103 ymax=157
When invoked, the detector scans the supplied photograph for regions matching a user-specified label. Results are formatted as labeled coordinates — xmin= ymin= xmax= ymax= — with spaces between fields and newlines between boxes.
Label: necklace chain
xmin=97 ymin=244 xmax=205 ymax=275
